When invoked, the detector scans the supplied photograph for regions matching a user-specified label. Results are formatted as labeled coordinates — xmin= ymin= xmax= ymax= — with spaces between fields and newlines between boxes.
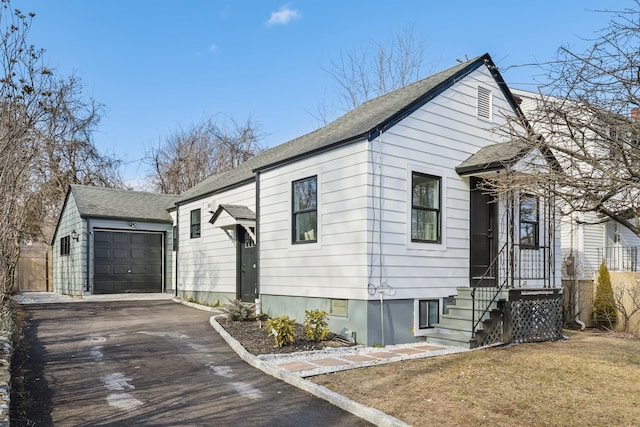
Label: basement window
xmin=418 ymin=300 xmax=439 ymax=329
xmin=477 ymin=86 xmax=492 ymax=120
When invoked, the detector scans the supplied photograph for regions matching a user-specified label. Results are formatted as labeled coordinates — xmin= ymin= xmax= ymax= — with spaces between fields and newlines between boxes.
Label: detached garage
xmin=52 ymin=185 xmax=176 ymax=297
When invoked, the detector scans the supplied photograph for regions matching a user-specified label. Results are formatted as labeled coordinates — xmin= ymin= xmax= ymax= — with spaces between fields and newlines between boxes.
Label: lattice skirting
xmin=505 ymin=290 xmax=564 ymax=344
xmin=479 ymin=318 xmax=504 ymax=347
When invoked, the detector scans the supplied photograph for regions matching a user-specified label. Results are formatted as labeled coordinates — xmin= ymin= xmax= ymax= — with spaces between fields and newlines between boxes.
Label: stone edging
xmin=209 ymin=314 xmax=410 ymax=427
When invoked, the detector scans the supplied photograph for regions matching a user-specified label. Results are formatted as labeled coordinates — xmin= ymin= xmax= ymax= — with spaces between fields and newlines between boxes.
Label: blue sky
xmin=11 ymin=1 xmax=632 ymax=186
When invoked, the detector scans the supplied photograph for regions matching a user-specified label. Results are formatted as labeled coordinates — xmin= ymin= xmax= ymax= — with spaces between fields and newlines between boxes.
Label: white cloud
xmin=266 ymin=5 xmax=301 ymax=26
xmin=209 ymin=43 xmax=219 ymax=53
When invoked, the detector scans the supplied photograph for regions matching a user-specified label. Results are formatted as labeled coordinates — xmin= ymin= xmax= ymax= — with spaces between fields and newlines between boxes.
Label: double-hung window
xmin=520 ymin=194 xmax=539 ymax=248
xmin=292 ymin=176 xmax=317 ymax=244
xmin=411 ymin=172 xmax=441 ymax=243
xmin=190 ymin=209 xmax=201 ymax=239
xmin=60 ymin=236 xmax=71 ymax=256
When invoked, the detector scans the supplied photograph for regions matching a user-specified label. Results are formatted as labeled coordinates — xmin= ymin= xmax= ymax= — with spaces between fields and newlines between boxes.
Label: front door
xmin=236 ymin=226 xmax=257 ymax=302
xmin=469 ymin=177 xmax=498 ymax=287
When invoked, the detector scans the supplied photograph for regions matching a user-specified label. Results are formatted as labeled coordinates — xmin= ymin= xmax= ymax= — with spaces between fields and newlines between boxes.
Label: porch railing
xmin=471 ymin=243 xmax=509 ymax=339
xmin=597 ymin=246 xmax=639 ymax=272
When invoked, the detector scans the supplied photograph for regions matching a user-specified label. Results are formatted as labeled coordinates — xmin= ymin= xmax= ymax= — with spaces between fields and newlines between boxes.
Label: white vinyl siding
xmin=364 ymin=66 xmax=516 ymax=299
xmin=259 ymin=141 xmax=370 ymax=299
xmin=177 ymin=182 xmax=255 ymax=295
xmin=52 ymin=193 xmax=86 ymax=296
xmin=260 ymin=65 xmax=525 ymax=301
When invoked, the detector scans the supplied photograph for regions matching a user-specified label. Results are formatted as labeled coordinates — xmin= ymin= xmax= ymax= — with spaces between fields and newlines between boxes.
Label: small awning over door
xmin=456 ymin=140 xmax=531 ymax=176
xmin=209 ymin=204 xmax=256 ymax=242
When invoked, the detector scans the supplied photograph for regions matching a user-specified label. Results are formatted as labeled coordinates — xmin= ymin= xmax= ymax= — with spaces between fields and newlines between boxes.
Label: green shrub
xmin=304 ymin=309 xmax=329 ymax=342
xmin=220 ymin=299 xmax=256 ymax=321
xmin=593 ymin=261 xmax=617 ymax=329
xmin=266 ymin=316 xmax=295 ymax=347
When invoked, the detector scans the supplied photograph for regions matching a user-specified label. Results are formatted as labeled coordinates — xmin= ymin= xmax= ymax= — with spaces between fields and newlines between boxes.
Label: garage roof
xmin=70 ymin=185 xmax=176 ymax=223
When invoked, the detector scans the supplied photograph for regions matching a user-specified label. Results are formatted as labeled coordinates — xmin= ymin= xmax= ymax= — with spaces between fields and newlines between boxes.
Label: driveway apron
xmin=13 ymin=300 xmax=371 ymax=426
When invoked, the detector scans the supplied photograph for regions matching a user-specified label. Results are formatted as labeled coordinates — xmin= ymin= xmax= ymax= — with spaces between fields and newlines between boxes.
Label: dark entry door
xmin=470 ymin=177 xmax=498 ymax=287
xmin=237 ymin=226 xmax=257 ymax=302
xmin=94 ymin=230 xmax=163 ymax=294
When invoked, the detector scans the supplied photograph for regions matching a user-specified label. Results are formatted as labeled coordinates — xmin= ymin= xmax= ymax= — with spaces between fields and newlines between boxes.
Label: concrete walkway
xmin=15 ymin=292 xmax=174 ymax=304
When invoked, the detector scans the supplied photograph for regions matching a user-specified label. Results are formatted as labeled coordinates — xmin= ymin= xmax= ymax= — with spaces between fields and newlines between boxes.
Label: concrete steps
xmin=426 ymin=287 xmax=507 ymax=349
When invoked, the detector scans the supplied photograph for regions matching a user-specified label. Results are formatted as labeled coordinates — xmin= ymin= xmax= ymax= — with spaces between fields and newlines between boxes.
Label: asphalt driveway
xmin=11 ymin=299 xmax=371 ymax=426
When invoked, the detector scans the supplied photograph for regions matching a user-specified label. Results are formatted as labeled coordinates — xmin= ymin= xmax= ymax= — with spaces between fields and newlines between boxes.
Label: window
xmin=477 ymin=86 xmax=492 ymax=120
xmin=411 ymin=173 xmax=441 ymax=243
xmin=190 ymin=209 xmax=201 ymax=238
xmin=292 ymin=176 xmax=317 ymax=243
xmin=172 ymin=226 xmax=178 ymax=251
xmin=60 ymin=235 xmax=70 ymax=256
xmin=418 ymin=300 xmax=439 ymax=329
xmin=520 ymin=194 xmax=539 ymax=248
xmin=605 ymin=221 xmax=620 ymax=246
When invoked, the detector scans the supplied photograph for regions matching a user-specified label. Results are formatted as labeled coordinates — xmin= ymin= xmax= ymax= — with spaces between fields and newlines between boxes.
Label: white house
xmin=513 ymin=88 xmax=640 ymax=280
xmin=52 ymin=54 xmax=563 ymax=348
xmin=169 ymin=53 xmax=563 ymax=347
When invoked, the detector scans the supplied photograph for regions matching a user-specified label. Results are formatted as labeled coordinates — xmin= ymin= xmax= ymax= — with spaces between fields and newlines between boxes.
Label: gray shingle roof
xmin=177 ymin=54 xmax=494 ymax=204
xmin=209 ymin=204 xmax=256 ymax=225
xmin=70 ymin=185 xmax=176 ymax=223
xmin=455 ymin=141 xmax=531 ymax=176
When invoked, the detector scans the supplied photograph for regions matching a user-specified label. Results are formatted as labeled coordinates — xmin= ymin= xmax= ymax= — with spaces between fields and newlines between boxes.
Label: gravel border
xmin=209 ymin=314 xmax=411 ymax=427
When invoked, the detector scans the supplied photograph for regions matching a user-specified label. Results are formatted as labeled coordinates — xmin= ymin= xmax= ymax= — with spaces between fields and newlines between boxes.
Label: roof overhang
xmin=209 ymin=204 xmax=256 ymax=242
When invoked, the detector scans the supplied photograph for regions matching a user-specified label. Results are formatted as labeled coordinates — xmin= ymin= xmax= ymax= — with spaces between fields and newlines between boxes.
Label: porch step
xmin=426 ymin=287 xmax=508 ymax=348
xmin=425 ymin=328 xmax=472 ymax=348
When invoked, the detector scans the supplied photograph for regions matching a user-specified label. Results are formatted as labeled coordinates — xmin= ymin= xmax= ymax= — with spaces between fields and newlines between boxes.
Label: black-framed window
xmin=292 ymin=176 xmax=317 ymax=244
xmin=173 ymin=225 xmax=178 ymax=251
xmin=190 ymin=209 xmax=201 ymax=239
xmin=418 ymin=299 xmax=439 ymax=329
xmin=411 ymin=172 xmax=441 ymax=243
xmin=60 ymin=235 xmax=70 ymax=256
xmin=520 ymin=194 xmax=539 ymax=248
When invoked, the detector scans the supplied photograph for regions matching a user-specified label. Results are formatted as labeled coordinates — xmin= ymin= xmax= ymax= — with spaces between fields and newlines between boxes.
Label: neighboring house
xmin=52 ymin=185 xmax=176 ymax=296
xmin=513 ymin=88 xmax=640 ymax=328
xmin=170 ymin=53 xmax=562 ymax=348
xmin=513 ymin=88 xmax=640 ymax=278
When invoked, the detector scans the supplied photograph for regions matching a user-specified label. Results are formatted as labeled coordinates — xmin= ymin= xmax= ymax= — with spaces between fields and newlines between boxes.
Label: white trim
xmin=288 ymin=167 xmax=323 ymax=252
xmin=413 ymin=298 xmax=440 ymax=337
xmin=406 ymin=164 xmax=447 ymax=251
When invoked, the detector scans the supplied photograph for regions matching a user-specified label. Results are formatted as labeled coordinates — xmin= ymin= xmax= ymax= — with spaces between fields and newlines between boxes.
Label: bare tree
xmin=0 ymin=1 xmax=121 ymax=293
xmin=492 ymin=2 xmax=640 ymax=237
xmin=0 ymin=3 xmax=54 ymax=293
xmin=26 ymin=75 xmax=122 ymax=243
xmin=318 ymin=25 xmax=428 ymax=122
xmin=612 ymin=281 xmax=640 ymax=333
xmin=146 ymin=115 xmax=263 ymax=194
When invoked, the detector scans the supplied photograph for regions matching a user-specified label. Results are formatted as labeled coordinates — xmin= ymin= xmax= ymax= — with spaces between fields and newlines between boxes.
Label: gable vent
xmin=477 ymin=86 xmax=492 ymax=120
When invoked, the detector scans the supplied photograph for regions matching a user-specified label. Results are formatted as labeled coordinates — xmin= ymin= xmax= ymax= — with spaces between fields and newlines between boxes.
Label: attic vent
xmin=477 ymin=86 xmax=492 ymax=120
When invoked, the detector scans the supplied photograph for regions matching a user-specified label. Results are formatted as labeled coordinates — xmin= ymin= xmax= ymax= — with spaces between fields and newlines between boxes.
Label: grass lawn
xmin=311 ymin=330 xmax=640 ymax=426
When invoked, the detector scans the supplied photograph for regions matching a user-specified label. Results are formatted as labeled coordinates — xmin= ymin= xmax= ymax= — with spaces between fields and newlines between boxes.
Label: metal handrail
xmin=471 ymin=242 xmax=509 ymax=339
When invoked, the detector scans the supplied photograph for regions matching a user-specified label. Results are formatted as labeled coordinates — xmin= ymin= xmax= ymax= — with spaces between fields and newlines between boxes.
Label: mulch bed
xmin=217 ymin=317 xmax=353 ymax=356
